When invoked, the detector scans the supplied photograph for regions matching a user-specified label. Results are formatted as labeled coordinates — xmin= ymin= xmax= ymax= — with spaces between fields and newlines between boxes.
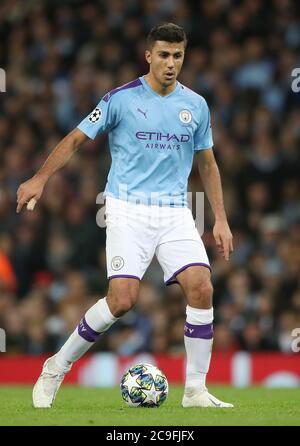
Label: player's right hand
xmin=16 ymin=175 xmax=46 ymax=213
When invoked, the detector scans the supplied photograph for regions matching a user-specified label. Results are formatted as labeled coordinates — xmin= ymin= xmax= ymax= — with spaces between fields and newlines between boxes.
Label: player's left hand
xmin=213 ymin=220 xmax=233 ymax=261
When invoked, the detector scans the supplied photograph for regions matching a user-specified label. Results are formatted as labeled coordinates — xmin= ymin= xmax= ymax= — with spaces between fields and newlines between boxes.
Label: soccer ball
xmin=120 ymin=363 xmax=168 ymax=408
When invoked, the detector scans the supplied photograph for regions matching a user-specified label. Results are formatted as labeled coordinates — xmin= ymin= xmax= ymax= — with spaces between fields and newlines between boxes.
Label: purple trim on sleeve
xmin=78 ymin=317 xmax=101 ymax=343
xmin=184 ymin=322 xmax=213 ymax=339
xmin=165 ymin=262 xmax=211 ymax=286
xmin=108 ymin=274 xmax=141 ymax=281
xmin=103 ymin=79 xmax=142 ymax=102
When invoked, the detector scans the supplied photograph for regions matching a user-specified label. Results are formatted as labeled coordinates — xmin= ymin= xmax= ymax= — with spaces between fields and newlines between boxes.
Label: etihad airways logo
xmin=136 ymin=131 xmax=190 ymax=142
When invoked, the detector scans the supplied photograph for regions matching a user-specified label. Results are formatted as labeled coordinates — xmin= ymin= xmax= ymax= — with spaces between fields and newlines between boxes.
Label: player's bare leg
xmin=32 ymin=278 xmax=139 ymax=408
xmin=177 ymin=265 xmax=233 ymax=408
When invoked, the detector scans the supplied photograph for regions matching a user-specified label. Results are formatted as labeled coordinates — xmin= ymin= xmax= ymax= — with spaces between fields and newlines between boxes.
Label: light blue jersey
xmin=77 ymin=76 xmax=213 ymax=207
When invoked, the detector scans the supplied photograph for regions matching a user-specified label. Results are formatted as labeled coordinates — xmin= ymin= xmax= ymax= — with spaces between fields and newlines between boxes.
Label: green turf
xmin=0 ymin=385 xmax=299 ymax=426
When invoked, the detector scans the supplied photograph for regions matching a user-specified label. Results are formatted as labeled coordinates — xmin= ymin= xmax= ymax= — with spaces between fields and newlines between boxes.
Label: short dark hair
xmin=147 ymin=23 xmax=187 ymax=49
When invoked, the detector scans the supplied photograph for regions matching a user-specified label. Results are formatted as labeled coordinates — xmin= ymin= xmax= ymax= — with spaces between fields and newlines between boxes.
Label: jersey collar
xmin=140 ymin=76 xmax=180 ymax=98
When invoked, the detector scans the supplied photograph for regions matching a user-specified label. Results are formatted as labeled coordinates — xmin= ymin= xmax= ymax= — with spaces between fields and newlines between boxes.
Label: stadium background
xmin=0 ymin=0 xmax=299 ymax=386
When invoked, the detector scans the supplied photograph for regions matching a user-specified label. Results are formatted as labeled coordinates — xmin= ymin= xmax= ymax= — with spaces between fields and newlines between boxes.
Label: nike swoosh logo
xmin=208 ymin=396 xmax=221 ymax=407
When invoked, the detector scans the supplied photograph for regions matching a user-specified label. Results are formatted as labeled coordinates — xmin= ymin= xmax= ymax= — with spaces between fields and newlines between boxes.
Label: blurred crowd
xmin=0 ymin=0 xmax=300 ymax=356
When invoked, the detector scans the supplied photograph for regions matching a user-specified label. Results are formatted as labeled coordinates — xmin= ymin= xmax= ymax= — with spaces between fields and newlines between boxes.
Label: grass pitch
xmin=0 ymin=385 xmax=299 ymax=426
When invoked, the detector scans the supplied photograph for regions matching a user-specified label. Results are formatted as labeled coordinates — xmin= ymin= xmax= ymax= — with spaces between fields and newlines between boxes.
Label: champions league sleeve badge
xmin=88 ymin=107 xmax=102 ymax=123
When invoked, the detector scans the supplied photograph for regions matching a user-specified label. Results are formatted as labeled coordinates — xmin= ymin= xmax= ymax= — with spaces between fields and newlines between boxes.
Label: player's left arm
xmin=196 ymin=148 xmax=233 ymax=261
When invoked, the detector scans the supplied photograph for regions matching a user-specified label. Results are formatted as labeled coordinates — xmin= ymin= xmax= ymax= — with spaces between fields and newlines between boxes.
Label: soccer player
xmin=16 ymin=23 xmax=234 ymax=408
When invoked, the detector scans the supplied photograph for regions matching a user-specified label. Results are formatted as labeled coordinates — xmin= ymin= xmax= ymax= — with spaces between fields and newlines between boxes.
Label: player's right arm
xmin=16 ymin=128 xmax=88 ymax=213
xmin=17 ymin=88 xmax=121 ymax=213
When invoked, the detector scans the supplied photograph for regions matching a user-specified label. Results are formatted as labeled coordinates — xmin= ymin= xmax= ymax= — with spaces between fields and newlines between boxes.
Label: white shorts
xmin=105 ymin=196 xmax=210 ymax=285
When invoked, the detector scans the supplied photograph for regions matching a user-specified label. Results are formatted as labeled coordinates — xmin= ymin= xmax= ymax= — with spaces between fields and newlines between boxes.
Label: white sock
xmin=55 ymin=297 xmax=118 ymax=371
xmin=184 ymin=305 xmax=214 ymax=389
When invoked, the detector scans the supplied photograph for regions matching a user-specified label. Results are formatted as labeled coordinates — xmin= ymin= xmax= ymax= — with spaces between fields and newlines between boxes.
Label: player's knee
xmin=187 ymin=281 xmax=213 ymax=308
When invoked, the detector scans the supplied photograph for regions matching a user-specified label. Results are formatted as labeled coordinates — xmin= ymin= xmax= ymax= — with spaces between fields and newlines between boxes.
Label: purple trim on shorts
xmin=78 ymin=317 xmax=101 ymax=343
xmin=184 ymin=322 xmax=214 ymax=339
xmin=165 ymin=262 xmax=212 ymax=286
xmin=103 ymin=79 xmax=142 ymax=102
xmin=108 ymin=274 xmax=140 ymax=281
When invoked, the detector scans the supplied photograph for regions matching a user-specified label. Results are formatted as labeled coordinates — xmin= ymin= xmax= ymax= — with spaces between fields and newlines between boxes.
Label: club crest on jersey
xmin=179 ymin=109 xmax=192 ymax=124
xmin=111 ymin=256 xmax=124 ymax=271
xmin=88 ymin=107 xmax=102 ymax=123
